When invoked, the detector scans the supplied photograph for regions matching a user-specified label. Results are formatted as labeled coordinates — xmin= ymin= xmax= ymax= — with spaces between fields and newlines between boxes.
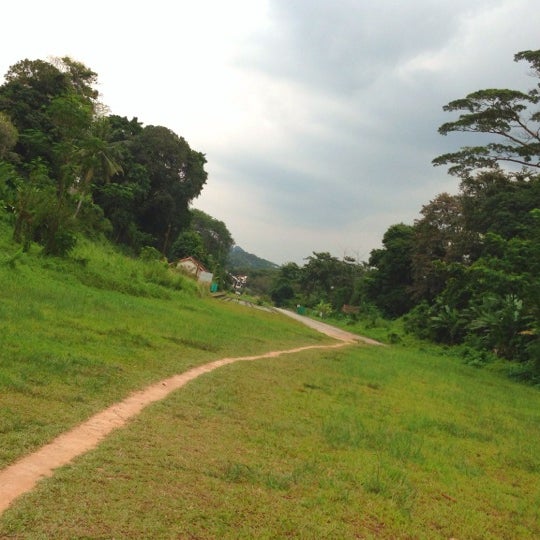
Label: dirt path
xmin=0 ymin=312 xmax=379 ymax=515
xmin=274 ymin=308 xmax=385 ymax=346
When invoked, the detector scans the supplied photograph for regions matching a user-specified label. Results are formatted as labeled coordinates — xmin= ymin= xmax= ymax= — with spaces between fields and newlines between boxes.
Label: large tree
xmin=91 ymin=115 xmax=151 ymax=248
xmin=411 ymin=192 xmax=476 ymax=303
xmin=0 ymin=58 xmax=99 ymax=171
xmin=189 ymin=209 xmax=234 ymax=268
xmin=0 ymin=57 xmax=105 ymax=253
xmin=433 ymin=49 xmax=540 ymax=178
xmin=131 ymin=126 xmax=207 ymax=254
xmin=72 ymin=117 xmax=123 ymax=217
xmin=460 ymin=170 xmax=540 ymax=239
xmin=367 ymin=224 xmax=415 ymax=317
xmin=300 ymin=252 xmax=363 ymax=310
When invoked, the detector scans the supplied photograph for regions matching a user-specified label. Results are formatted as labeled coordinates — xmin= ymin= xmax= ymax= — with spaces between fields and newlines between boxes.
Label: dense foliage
xmin=0 ymin=57 xmax=232 ymax=274
xmin=271 ymin=50 xmax=540 ymax=381
xmin=404 ymin=49 xmax=540 ymax=374
xmin=270 ymin=253 xmax=367 ymax=313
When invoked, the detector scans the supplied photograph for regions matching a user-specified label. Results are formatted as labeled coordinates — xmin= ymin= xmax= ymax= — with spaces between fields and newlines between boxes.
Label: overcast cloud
xmin=2 ymin=0 xmax=540 ymax=264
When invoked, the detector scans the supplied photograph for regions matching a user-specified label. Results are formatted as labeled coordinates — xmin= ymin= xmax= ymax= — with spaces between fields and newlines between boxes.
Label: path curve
xmin=0 ymin=312 xmax=378 ymax=515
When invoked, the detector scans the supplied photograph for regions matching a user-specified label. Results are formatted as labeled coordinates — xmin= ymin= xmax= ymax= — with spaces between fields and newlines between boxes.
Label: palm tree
xmin=73 ymin=117 xmax=123 ymax=217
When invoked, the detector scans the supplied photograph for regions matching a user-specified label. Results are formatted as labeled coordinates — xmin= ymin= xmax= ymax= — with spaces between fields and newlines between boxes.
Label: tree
xmin=72 ymin=117 xmax=123 ymax=217
xmin=411 ymin=193 xmax=476 ymax=302
xmin=91 ymin=115 xmax=151 ymax=249
xmin=131 ymin=126 xmax=208 ymax=254
xmin=0 ymin=59 xmax=72 ymax=136
xmin=0 ymin=58 xmax=212 ymax=259
xmin=51 ymin=56 xmax=99 ymax=102
xmin=47 ymin=92 xmax=94 ymax=202
xmin=0 ymin=112 xmax=18 ymax=159
xmin=270 ymin=281 xmax=296 ymax=307
xmin=11 ymin=159 xmax=77 ymax=255
xmin=189 ymin=209 xmax=234 ymax=268
xmin=460 ymin=170 xmax=540 ymax=239
xmin=433 ymin=49 xmax=540 ymax=178
xmin=0 ymin=57 xmax=103 ymax=244
xmin=0 ymin=58 xmax=99 ymax=172
xmin=366 ymin=224 xmax=415 ymax=317
xmin=271 ymin=262 xmax=301 ymax=307
xmin=299 ymin=252 xmax=361 ymax=309
xmin=279 ymin=261 xmax=302 ymax=282
xmin=170 ymin=230 xmax=207 ymax=263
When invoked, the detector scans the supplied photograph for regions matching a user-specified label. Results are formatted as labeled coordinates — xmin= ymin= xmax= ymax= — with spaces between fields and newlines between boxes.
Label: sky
xmin=2 ymin=0 xmax=540 ymax=265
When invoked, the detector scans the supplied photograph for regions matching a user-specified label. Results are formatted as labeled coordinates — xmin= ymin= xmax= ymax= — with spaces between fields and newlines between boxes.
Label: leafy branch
xmin=433 ymin=50 xmax=540 ymax=177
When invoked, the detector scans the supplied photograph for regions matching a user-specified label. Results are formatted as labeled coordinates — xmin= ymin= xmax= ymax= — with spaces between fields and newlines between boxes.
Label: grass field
xmin=1 ymin=225 xmax=539 ymax=538
xmin=2 ymin=345 xmax=539 ymax=538
xmin=0 ymin=226 xmax=330 ymax=470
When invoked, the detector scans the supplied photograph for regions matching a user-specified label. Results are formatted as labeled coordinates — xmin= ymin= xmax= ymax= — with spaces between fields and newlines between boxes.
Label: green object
xmin=296 ymin=305 xmax=306 ymax=315
xmin=210 ymin=283 xmax=218 ymax=293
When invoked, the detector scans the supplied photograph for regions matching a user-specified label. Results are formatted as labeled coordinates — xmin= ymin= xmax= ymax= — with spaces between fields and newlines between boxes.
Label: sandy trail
xmin=0 ymin=310 xmax=379 ymax=515
xmin=274 ymin=308 xmax=384 ymax=346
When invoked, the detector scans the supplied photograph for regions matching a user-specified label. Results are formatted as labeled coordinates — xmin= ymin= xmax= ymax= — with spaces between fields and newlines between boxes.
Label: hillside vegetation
xmin=228 ymin=245 xmax=279 ymax=271
xmin=0 ymin=219 xmax=329 ymax=470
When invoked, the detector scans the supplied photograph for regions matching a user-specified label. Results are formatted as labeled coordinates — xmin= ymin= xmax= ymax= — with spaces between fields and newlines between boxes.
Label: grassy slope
xmin=0 ymin=223 xmax=330 ymax=469
xmin=1 ymin=224 xmax=539 ymax=538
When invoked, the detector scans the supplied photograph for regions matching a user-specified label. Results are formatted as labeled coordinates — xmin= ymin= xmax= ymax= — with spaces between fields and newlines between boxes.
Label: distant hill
xmin=228 ymin=246 xmax=279 ymax=271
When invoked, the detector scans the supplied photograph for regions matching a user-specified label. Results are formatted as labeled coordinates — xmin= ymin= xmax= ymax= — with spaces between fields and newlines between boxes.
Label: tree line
xmin=270 ymin=49 xmax=540 ymax=379
xmin=1 ymin=52 xmax=539 ymax=378
xmin=0 ymin=57 xmax=233 ymax=272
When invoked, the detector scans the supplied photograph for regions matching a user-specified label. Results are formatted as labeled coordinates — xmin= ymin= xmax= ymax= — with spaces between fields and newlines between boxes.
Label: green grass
xmin=318 ymin=310 xmax=406 ymax=345
xmin=1 ymin=345 xmax=539 ymax=538
xmin=0 ymin=225 xmax=330 ymax=469
xmin=1 ymin=224 xmax=540 ymax=538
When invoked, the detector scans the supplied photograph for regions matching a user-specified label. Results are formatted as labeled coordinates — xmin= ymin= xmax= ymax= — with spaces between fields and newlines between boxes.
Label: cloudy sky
xmin=2 ymin=1 xmax=540 ymax=264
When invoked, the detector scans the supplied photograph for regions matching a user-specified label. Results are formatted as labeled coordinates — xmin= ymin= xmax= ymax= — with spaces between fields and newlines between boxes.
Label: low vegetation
xmin=0 ymin=222 xmax=329 ymax=470
xmin=2 ymin=344 xmax=539 ymax=538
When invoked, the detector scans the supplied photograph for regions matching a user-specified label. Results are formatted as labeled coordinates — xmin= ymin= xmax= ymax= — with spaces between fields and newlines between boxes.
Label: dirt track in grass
xmin=0 ymin=309 xmax=381 ymax=515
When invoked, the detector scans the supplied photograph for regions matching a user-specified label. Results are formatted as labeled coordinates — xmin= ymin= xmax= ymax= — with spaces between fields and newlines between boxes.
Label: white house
xmin=176 ymin=257 xmax=213 ymax=283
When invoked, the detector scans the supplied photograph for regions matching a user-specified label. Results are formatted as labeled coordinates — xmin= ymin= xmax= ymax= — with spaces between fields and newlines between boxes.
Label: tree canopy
xmin=433 ymin=50 xmax=540 ymax=177
xmin=406 ymin=49 xmax=540 ymax=371
xmin=0 ymin=56 xmax=210 ymax=258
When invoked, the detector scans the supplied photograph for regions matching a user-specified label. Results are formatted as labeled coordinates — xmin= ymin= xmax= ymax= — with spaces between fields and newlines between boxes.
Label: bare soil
xmin=0 ymin=310 xmax=380 ymax=515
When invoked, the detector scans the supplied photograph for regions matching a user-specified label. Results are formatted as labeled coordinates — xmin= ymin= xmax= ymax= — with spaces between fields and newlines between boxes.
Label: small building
xmin=176 ymin=257 xmax=213 ymax=283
